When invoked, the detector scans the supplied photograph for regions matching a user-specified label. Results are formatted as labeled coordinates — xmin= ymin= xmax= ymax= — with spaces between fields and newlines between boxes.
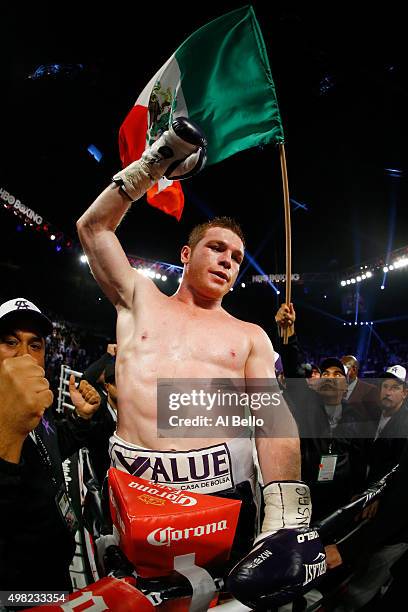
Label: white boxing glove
xmin=112 ymin=117 xmax=207 ymax=202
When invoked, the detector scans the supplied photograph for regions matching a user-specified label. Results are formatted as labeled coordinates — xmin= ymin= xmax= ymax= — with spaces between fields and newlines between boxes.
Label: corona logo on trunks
xmin=108 ymin=469 xmax=241 ymax=578
xmin=147 ymin=520 xmax=228 ymax=547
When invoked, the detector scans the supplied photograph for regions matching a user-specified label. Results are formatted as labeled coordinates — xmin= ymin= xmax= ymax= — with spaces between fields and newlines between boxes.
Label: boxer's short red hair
xmin=188 ymin=217 xmax=245 ymax=251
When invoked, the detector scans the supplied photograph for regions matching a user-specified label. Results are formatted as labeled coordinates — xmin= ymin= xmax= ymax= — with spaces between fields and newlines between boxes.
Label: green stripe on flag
xmin=175 ymin=5 xmax=284 ymax=166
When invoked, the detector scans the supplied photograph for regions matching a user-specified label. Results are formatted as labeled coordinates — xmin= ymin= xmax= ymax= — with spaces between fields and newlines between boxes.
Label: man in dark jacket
xmin=320 ymin=366 xmax=408 ymax=610
xmin=341 ymin=354 xmax=381 ymax=428
xmin=367 ymin=364 xmax=408 ymax=483
xmin=0 ymin=298 xmax=101 ymax=607
xmin=275 ymin=303 xmax=368 ymax=521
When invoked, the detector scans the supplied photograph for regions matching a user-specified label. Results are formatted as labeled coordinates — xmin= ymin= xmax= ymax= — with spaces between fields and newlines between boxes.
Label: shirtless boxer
xmin=77 ymin=119 xmax=324 ymax=605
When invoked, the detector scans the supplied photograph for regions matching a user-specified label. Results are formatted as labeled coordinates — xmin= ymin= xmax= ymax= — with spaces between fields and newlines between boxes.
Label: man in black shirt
xmin=0 ymin=298 xmax=101 ymax=606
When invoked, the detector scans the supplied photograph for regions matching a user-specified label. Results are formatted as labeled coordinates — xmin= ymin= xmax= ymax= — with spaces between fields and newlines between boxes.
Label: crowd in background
xmin=2 ymin=298 xmax=408 ymax=611
xmin=43 ymin=316 xmax=408 ymax=388
xmin=45 ymin=320 xmax=110 ymax=391
xmin=277 ymin=337 xmax=408 ymax=379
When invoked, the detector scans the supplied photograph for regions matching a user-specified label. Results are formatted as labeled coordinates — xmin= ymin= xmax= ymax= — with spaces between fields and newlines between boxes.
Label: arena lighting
xmin=242 ymin=251 xmax=280 ymax=295
xmin=381 ymin=285 xmax=385 ymax=290
xmin=87 ymin=144 xmax=102 ymax=163
xmin=136 ymin=268 xmax=168 ymax=282
xmin=345 ymin=321 xmax=373 ymax=326
xmin=128 ymin=255 xmax=183 ymax=279
xmin=28 ymin=63 xmax=84 ymax=80
xmin=339 ymin=245 xmax=408 ymax=288
xmin=341 ymin=270 xmax=374 ymax=287
xmin=178 ymin=277 xmax=182 ymax=283
xmin=80 ymin=254 xmax=88 ymax=263
xmin=241 ymin=282 xmax=246 ymax=288
xmin=385 ymin=168 xmax=402 ymax=177
xmin=50 ymin=234 xmax=56 ymax=241
xmin=393 ymin=257 xmax=408 ymax=268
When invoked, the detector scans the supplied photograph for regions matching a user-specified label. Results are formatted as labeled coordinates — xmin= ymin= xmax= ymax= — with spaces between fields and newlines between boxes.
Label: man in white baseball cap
xmin=0 ymin=297 xmax=53 ymax=338
xmin=0 ymin=297 xmax=101 ymax=601
xmin=383 ymin=364 xmax=407 ymax=386
xmin=367 ymin=364 xmax=408 ymax=482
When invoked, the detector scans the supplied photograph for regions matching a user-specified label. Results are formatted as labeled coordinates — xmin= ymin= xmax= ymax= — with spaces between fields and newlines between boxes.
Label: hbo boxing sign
xmin=252 ymin=273 xmax=301 ymax=283
xmin=0 ymin=187 xmax=43 ymax=225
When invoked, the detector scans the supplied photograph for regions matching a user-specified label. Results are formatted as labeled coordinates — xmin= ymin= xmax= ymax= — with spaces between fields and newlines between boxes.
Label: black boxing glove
xmin=227 ymin=527 xmax=326 ymax=610
xmin=112 ymin=117 xmax=207 ymax=201
xmin=227 ymin=481 xmax=325 ymax=609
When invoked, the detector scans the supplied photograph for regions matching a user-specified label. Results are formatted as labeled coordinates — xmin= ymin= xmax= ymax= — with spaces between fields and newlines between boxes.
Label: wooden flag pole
xmin=279 ymin=143 xmax=292 ymax=344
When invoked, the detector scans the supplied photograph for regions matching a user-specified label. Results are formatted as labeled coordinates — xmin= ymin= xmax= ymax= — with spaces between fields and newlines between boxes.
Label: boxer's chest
xmin=120 ymin=305 xmax=251 ymax=374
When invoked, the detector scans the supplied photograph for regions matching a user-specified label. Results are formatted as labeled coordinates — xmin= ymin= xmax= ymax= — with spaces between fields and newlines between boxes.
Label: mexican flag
xmin=119 ymin=5 xmax=284 ymax=220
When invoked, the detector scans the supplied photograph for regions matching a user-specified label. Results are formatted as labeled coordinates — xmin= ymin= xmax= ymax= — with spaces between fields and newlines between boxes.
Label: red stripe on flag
xmin=119 ymin=105 xmax=184 ymax=220
xmin=147 ymin=182 xmax=184 ymax=221
xmin=118 ymin=105 xmax=149 ymax=167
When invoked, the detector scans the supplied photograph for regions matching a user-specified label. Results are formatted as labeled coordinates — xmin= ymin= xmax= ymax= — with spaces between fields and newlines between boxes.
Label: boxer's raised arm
xmin=77 ymin=185 xmax=137 ymax=308
xmin=77 ymin=118 xmax=207 ymax=309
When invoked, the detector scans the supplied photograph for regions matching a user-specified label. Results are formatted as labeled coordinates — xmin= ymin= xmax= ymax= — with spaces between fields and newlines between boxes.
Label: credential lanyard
xmin=32 ymin=430 xmax=59 ymax=489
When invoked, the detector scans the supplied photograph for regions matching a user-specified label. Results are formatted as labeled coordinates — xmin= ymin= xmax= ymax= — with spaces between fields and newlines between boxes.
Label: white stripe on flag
xmin=135 ymin=55 xmax=188 ymax=124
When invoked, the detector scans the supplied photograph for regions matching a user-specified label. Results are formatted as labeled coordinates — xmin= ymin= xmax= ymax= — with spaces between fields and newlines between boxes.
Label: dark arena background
xmin=2 ymin=3 xmax=408 ymax=610
xmin=1 ymin=2 xmax=407 ymax=374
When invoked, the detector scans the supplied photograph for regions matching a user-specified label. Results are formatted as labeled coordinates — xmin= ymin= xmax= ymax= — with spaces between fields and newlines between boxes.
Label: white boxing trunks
xmin=109 ymin=434 xmax=260 ymax=560
xmin=109 ymin=433 xmax=256 ymax=495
